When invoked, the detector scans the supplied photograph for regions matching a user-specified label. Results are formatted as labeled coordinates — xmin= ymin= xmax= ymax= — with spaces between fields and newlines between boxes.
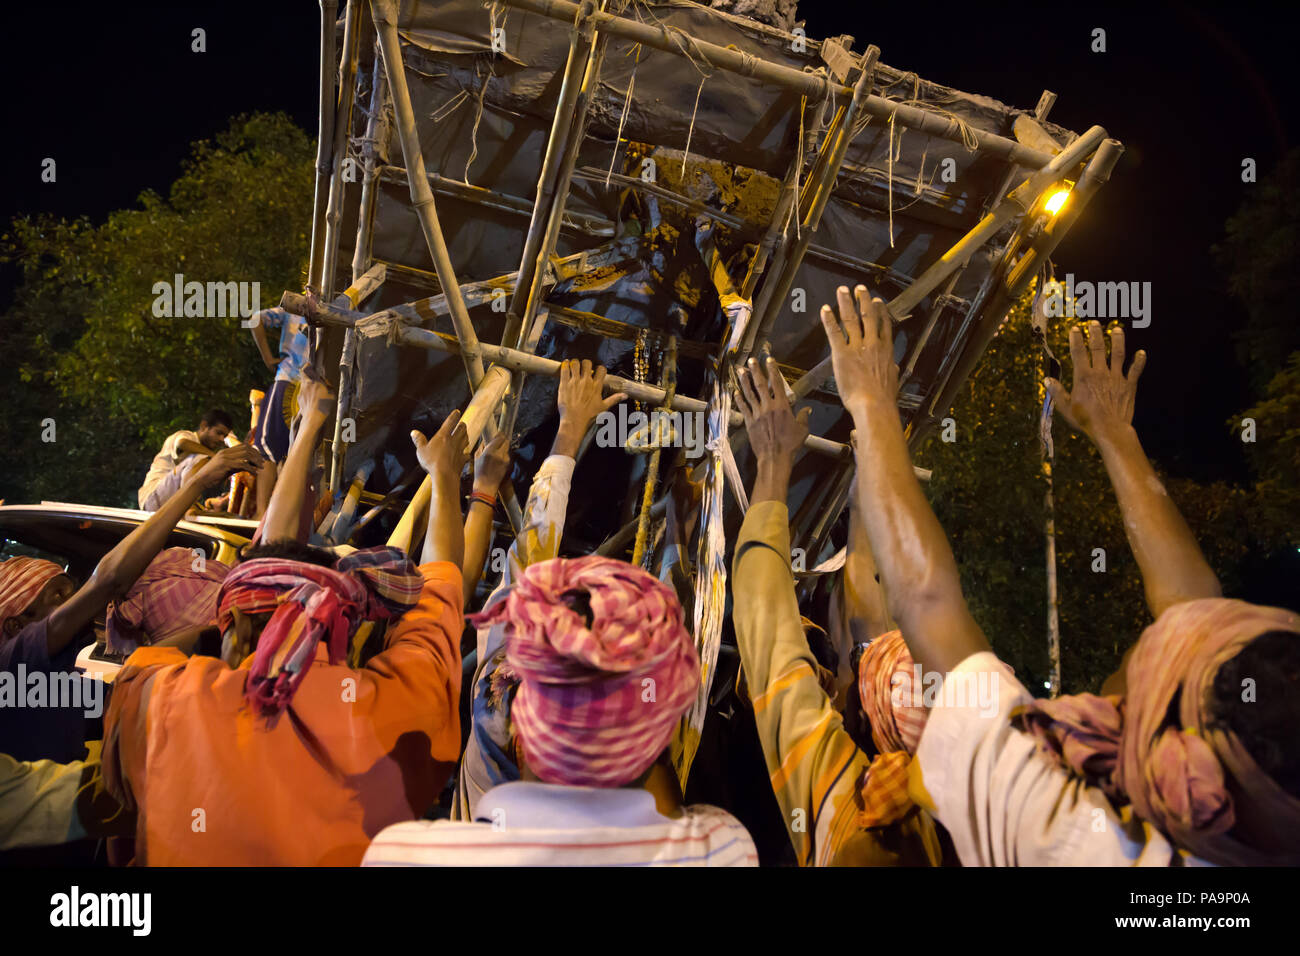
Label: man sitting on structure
xmin=820 ymin=286 xmax=1300 ymax=866
xmin=102 ymin=371 xmax=468 ymax=865
xmin=136 ymin=408 xmax=235 ymax=511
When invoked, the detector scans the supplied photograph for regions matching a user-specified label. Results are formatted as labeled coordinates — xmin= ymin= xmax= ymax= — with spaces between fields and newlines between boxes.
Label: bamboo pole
xmin=741 ymin=47 xmax=879 ymax=359
xmin=371 ymin=0 xmax=485 ymax=388
xmin=499 ymin=0 xmax=1055 ymax=169
xmin=321 ymin=0 xmax=363 ymax=301
xmin=308 ymin=0 xmax=340 ymax=293
xmin=380 ymin=167 xmax=615 ymax=234
xmin=351 ymin=54 xmax=391 ymax=282
xmin=502 ymin=11 xmax=608 ymax=437
xmin=790 ymin=124 xmax=1109 ymax=401
xmin=281 ymin=291 xmax=935 ymax=476
xmin=503 ymin=0 xmax=599 ymax=349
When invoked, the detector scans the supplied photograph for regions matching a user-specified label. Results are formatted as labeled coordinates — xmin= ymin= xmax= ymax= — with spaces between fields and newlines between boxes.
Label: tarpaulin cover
xmin=325 ymin=0 xmax=1080 ymax=547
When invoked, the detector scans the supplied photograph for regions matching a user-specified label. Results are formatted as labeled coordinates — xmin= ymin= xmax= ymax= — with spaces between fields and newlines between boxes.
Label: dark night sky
xmin=3 ymin=1 xmax=1293 ymax=484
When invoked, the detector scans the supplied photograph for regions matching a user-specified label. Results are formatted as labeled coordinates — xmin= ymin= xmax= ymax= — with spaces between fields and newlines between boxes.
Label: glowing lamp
xmin=1044 ymin=188 xmax=1070 ymax=216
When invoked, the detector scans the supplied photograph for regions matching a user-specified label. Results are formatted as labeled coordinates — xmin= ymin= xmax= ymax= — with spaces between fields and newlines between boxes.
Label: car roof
xmin=0 ymin=502 xmax=253 ymax=546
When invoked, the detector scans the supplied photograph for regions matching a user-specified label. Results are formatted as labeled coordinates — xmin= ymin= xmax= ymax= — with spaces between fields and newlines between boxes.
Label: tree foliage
xmin=0 ymin=112 xmax=312 ymax=506
xmin=917 ymin=294 xmax=1287 ymax=695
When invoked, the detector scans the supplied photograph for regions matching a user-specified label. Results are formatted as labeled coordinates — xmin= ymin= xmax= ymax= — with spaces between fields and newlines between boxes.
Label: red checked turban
xmin=470 ymin=555 xmax=699 ymax=788
xmin=0 ymin=557 xmax=67 ymax=630
xmin=217 ymin=546 xmax=423 ymax=716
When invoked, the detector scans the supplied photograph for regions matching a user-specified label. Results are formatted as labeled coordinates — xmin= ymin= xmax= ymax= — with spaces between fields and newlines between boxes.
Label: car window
xmin=0 ymin=537 xmax=72 ymax=569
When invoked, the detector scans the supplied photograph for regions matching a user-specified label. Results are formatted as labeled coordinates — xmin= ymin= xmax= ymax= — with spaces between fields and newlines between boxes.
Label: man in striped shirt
xmin=364 ymin=361 xmax=756 ymax=867
xmin=730 ymin=354 xmax=946 ymax=866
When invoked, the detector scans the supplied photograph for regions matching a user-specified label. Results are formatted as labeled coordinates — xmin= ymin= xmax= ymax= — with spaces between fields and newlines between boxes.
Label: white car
xmin=0 ymin=502 xmax=255 ymax=682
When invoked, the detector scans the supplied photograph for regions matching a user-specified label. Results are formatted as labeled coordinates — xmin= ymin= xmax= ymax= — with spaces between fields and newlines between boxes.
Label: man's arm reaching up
xmin=412 ymin=412 xmax=471 ymax=568
xmin=820 ymin=285 xmax=991 ymax=675
xmin=462 ymin=433 xmax=511 ymax=605
xmin=1046 ymin=321 xmax=1220 ymax=619
xmin=44 ymin=445 xmax=262 ymax=657
xmin=260 ymin=372 xmax=334 ymax=545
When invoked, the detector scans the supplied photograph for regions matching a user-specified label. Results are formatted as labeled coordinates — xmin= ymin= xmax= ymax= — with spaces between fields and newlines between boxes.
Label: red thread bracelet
xmin=468 ymin=491 xmax=496 ymax=509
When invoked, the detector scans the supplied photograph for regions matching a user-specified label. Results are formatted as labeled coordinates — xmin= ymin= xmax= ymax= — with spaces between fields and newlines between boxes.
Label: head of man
xmin=1020 ymin=598 xmax=1300 ymax=865
xmin=215 ymin=543 xmax=423 ymax=711
xmin=471 ymin=554 xmax=700 ymax=791
xmin=0 ymin=557 xmax=75 ymax=642
xmin=197 ymin=409 xmax=234 ymax=450
xmin=857 ymin=630 xmax=928 ymax=756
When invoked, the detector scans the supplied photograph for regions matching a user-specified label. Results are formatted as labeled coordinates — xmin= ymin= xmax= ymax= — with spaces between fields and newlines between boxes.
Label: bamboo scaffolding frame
xmin=499 ymin=0 xmax=1055 ymax=169
xmin=632 ymin=337 xmax=676 ymax=567
xmin=380 ymin=167 xmax=616 ymax=235
xmin=330 ymin=47 xmax=389 ymax=492
xmin=503 ymin=0 xmax=600 ymax=351
xmin=372 ymin=0 xmax=524 ymax=532
xmin=351 ymin=55 xmax=392 ymax=282
xmin=372 ymin=0 xmax=485 ymax=388
xmin=281 ymin=290 xmax=857 ymax=460
xmin=502 ymin=16 xmax=609 ymax=438
xmin=571 ymin=167 xmax=939 ymax=305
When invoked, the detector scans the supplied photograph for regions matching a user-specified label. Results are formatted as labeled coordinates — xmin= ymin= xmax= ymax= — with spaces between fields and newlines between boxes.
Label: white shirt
xmin=914 ymin=652 xmax=1214 ymax=867
xmin=138 ymin=430 xmax=199 ymax=508
xmin=364 ymin=781 xmax=758 ymax=867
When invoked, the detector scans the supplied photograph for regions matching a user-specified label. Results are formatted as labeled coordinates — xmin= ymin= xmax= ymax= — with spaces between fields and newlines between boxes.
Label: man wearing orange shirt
xmin=102 ymin=373 xmax=471 ymax=865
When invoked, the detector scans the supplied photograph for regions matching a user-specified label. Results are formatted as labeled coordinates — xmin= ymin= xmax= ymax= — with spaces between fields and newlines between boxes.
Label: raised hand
xmin=195 ymin=443 xmax=264 ymax=485
xmin=473 ymin=432 xmax=512 ymax=496
xmin=818 ymin=285 xmax=899 ymax=413
xmin=412 ymin=410 xmax=471 ymax=487
xmin=297 ymin=369 xmax=337 ymax=426
xmin=1046 ymin=321 xmax=1146 ymax=449
xmin=734 ymin=356 xmax=810 ymax=468
xmin=553 ymin=358 xmax=627 ymax=458
xmin=557 ymin=359 xmax=626 ymax=433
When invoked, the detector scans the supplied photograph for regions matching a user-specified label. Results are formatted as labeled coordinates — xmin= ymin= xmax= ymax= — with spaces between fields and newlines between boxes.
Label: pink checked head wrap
xmin=858 ymin=630 xmax=928 ymax=755
xmin=470 ymin=554 xmax=700 ymax=788
xmin=217 ymin=547 xmax=423 ymax=716
xmin=0 ymin=557 xmax=68 ymax=632
xmin=1016 ymin=598 xmax=1300 ymax=865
